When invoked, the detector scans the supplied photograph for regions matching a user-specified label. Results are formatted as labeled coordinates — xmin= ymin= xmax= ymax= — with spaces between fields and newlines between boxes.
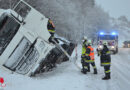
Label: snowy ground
xmin=0 ymin=45 xmax=130 ymax=90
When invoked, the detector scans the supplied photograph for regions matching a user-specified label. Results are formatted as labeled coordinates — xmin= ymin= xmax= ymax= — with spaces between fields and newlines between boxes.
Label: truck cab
xmin=0 ymin=0 xmax=75 ymax=76
xmin=97 ymin=32 xmax=118 ymax=54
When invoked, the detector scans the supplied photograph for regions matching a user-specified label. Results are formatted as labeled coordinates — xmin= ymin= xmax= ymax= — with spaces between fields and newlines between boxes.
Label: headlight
xmin=98 ymin=45 xmax=103 ymax=49
xmin=111 ymin=46 xmax=115 ymax=49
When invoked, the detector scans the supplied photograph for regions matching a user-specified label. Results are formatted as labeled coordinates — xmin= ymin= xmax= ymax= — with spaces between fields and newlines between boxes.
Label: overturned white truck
xmin=0 ymin=0 xmax=75 ymax=76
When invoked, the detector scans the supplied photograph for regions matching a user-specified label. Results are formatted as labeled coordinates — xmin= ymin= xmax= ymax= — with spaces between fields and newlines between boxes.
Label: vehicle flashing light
xmin=100 ymin=32 xmax=104 ymax=35
xmin=112 ymin=32 xmax=116 ymax=35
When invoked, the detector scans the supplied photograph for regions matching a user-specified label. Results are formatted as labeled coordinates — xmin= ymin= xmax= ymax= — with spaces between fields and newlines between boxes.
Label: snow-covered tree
xmin=118 ymin=16 xmax=128 ymax=22
xmin=0 ymin=0 xmax=110 ymax=43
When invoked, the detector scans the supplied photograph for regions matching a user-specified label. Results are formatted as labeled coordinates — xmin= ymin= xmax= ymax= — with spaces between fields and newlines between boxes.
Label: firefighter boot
xmin=102 ymin=73 xmax=110 ymax=80
xmin=81 ymin=69 xmax=87 ymax=74
xmin=107 ymin=73 xmax=111 ymax=79
xmin=94 ymin=69 xmax=97 ymax=74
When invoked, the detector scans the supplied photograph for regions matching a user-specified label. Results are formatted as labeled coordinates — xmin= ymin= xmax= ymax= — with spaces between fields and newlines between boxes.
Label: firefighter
xmin=81 ymin=36 xmax=88 ymax=74
xmin=47 ymin=18 xmax=58 ymax=44
xmin=47 ymin=18 xmax=55 ymax=35
xmin=97 ymin=42 xmax=111 ymax=80
xmin=85 ymin=40 xmax=97 ymax=74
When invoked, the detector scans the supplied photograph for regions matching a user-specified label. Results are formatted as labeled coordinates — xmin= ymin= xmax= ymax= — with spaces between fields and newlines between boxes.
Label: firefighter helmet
xmin=83 ymin=36 xmax=87 ymax=40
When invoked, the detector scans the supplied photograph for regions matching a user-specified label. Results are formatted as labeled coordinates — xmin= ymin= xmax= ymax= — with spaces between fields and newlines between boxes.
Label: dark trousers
xmin=88 ymin=62 xmax=97 ymax=70
xmin=104 ymin=66 xmax=110 ymax=76
xmin=82 ymin=61 xmax=96 ymax=72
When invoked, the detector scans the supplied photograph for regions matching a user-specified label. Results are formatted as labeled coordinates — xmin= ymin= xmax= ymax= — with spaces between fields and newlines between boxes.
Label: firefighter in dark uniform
xmin=47 ymin=18 xmax=58 ymax=44
xmin=97 ymin=42 xmax=111 ymax=80
xmin=47 ymin=19 xmax=55 ymax=35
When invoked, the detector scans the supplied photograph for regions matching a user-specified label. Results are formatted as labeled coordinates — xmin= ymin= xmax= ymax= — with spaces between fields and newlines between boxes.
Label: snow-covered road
xmin=0 ymin=47 xmax=130 ymax=90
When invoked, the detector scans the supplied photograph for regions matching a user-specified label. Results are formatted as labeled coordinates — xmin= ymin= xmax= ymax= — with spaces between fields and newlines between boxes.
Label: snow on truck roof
xmin=0 ymin=9 xmax=11 ymax=15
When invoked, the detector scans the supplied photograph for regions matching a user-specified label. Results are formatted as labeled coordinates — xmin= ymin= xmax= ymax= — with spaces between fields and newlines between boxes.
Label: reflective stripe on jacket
xmin=101 ymin=62 xmax=111 ymax=66
xmin=85 ymin=60 xmax=94 ymax=63
xmin=48 ymin=29 xmax=56 ymax=33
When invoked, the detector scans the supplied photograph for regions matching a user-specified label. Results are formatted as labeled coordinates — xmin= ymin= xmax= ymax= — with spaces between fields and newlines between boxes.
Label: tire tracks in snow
xmin=103 ymin=48 xmax=130 ymax=90
xmin=91 ymin=54 xmax=121 ymax=90
xmin=112 ymin=62 xmax=130 ymax=90
xmin=111 ymin=53 xmax=130 ymax=90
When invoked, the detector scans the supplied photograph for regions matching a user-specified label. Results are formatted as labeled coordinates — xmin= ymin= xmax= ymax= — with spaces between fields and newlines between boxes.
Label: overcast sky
xmin=95 ymin=0 xmax=130 ymax=20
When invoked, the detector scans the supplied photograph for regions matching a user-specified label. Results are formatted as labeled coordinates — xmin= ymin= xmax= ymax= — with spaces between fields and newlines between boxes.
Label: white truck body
xmin=0 ymin=0 xmax=56 ymax=76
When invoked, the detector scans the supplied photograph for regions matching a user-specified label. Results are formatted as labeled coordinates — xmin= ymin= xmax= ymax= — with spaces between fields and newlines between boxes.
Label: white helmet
xmin=83 ymin=36 xmax=87 ymax=40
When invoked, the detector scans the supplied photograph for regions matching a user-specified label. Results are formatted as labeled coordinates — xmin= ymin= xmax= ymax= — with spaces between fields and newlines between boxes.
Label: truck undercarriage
xmin=31 ymin=43 xmax=75 ymax=76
